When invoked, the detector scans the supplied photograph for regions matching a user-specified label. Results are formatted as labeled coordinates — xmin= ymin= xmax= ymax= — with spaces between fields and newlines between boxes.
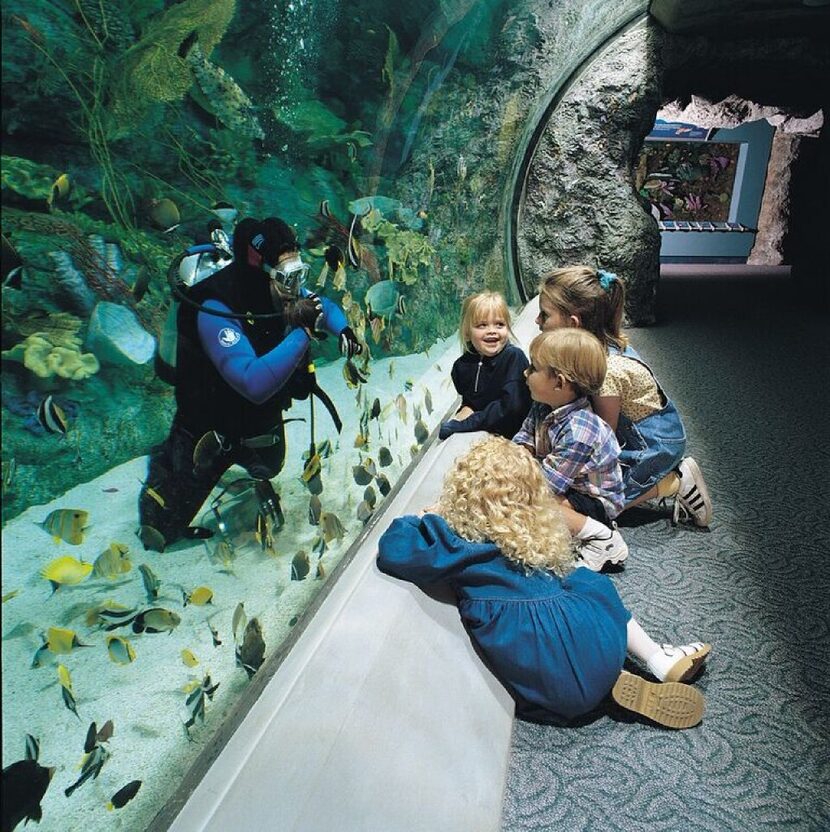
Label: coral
xmin=75 ymin=0 xmax=135 ymax=52
xmin=108 ymin=0 xmax=236 ymax=131
xmin=361 ymin=210 xmax=435 ymax=286
xmin=2 ymin=332 xmax=100 ymax=380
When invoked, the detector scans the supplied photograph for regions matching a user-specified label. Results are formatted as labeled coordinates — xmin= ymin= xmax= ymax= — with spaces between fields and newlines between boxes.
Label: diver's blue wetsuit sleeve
xmin=301 ymin=288 xmax=348 ymax=336
xmin=197 ymin=299 xmax=310 ymax=405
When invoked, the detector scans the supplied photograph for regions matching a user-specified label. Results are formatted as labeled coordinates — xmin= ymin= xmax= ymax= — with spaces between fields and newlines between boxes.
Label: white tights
xmin=626 ymin=618 xmax=661 ymax=663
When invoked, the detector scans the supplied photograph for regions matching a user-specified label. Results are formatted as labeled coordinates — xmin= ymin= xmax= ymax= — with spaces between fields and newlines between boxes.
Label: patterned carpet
xmin=501 ymin=269 xmax=830 ymax=831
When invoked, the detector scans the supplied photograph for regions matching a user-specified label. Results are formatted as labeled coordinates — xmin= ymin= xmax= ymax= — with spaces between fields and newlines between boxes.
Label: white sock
xmin=576 ymin=516 xmax=611 ymax=540
xmin=626 ymin=618 xmax=661 ymax=663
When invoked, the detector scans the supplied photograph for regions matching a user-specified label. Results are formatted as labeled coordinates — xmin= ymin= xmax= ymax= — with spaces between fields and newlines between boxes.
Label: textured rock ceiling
xmin=649 ymin=0 xmax=830 ymax=37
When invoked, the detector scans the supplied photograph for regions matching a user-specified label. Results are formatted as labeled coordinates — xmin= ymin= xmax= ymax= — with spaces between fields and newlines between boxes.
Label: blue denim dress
xmin=610 ymin=345 xmax=686 ymax=502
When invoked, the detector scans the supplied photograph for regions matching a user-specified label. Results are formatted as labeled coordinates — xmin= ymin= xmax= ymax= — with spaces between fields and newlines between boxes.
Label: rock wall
xmin=517 ymin=20 xmax=663 ymax=324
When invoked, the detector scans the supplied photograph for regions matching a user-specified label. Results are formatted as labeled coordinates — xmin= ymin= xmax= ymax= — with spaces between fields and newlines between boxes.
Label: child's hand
xmin=419 ymin=504 xmax=439 ymax=516
xmin=454 ymin=406 xmax=474 ymax=421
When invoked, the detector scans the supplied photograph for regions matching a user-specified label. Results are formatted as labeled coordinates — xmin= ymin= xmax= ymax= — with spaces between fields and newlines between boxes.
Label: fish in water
xmin=65 ymin=744 xmax=110 ymax=797
xmin=319 ymin=512 xmax=346 ymax=544
xmin=208 ymin=621 xmax=222 ymax=647
xmin=132 ymin=266 xmax=151 ymax=302
xmin=404 ymin=380 xmax=414 ymax=392
xmin=414 ymin=418 xmax=429 ymax=444
xmin=44 ymin=626 xmax=91 ymax=655
xmin=363 ymin=485 xmax=377 ymax=508
xmin=352 ymin=458 xmax=378 ymax=486
xmin=318 ymin=438 xmax=334 ymax=458
xmin=131 ymin=608 xmax=181 ymax=635
xmin=378 ymin=447 xmax=393 ymax=467
xmin=87 ymin=602 xmax=135 ymax=629
xmin=36 ymin=395 xmax=68 ymax=436
xmin=146 ymin=198 xmax=181 ymax=233
xmin=370 ymin=398 xmax=381 ymax=420
xmin=183 ymin=586 xmax=214 ymax=607
xmin=236 ymin=618 xmax=265 ymax=678
xmin=255 ymin=511 xmax=275 ymax=553
xmin=183 ymin=673 xmax=220 ymax=730
xmin=356 ymin=501 xmax=373 ymax=523
xmin=183 ymin=38 xmax=264 ymax=140
xmin=107 ymin=779 xmax=142 ymax=811
xmin=424 ymin=389 xmax=433 ymax=415
xmin=325 ymin=245 xmax=345 ymax=270
xmin=395 ymin=394 xmax=408 ymax=424
xmin=308 ymin=495 xmax=322 ymax=526
xmin=2 ymin=589 xmax=20 ymax=604
xmin=106 ymin=635 xmax=136 ymax=665
xmin=181 ymin=648 xmax=199 ymax=668
xmin=316 ymin=559 xmax=326 ymax=579
xmin=41 ymin=556 xmax=93 ymax=592
xmin=137 ymin=524 xmax=166 ymax=553
xmin=58 ymin=664 xmax=80 ymax=720
xmin=39 ymin=509 xmax=88 ymax=545
xmin=2 ymin=232 xmax=25 ymax=289
xmin=343 ymin=359 xmax=368 ymax=389
xmin=93 ymin=542 xmax=132 ymax=579
xmin=139 ymin=563 xmax=160 ymax=602
xmin=25 ymin=735 xmax=39 ymax=762
xmin=50 ymin=173 xmax=71 ymax=203
xmin=232 ymin=602 xmax=247 ymax=643
xmin=291 ymin=550 xmax=310 ymax=581
xmin=1 ymin=758 xmax=55 ymax=832
xmin=376 ymin=473 xmax=391 ymax=497
xmin=301 ymin=452 xmax=322 ymax=484
xmin=96 ymin=720 xmax=115 ymax=744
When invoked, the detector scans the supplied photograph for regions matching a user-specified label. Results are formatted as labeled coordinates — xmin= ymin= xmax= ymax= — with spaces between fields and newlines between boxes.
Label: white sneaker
xmin=576 ymin=523 xmax=628 ymax=571
xmin=646 ymin=642 xmax=711 ymax=683
xmin=673 ymin=457 xmax=712 ymax=527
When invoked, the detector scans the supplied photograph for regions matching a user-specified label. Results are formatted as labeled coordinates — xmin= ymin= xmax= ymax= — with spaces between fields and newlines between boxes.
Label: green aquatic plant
xmin=108 ymin=0 xmax=236 ymax=131
xmin=361 ymin=210 xmax=435 ymax=286
xmin=1 ymin=156 xmax=63 ymax=209
xmin=75 ymin=0 xmax=134 ymax=52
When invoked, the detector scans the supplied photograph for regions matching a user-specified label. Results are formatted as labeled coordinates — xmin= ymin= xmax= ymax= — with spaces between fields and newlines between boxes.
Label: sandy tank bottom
xmin=1 ymin=337 xmax=460 ymax=831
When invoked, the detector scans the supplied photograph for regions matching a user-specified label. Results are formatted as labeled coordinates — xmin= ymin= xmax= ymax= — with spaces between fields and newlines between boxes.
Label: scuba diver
xmin=138 ymin=216 xmax=362 ymax=553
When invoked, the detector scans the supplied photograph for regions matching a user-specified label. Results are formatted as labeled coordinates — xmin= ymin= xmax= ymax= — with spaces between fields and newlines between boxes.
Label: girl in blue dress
xmin=377 ymin=435 xmax=710 ymax=727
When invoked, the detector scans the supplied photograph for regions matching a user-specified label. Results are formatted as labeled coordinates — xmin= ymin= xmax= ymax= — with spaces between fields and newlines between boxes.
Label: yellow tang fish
xmin=301 ymin=453 xmax=321 ymax=484
xmin=183 ymin=586 xmax=214 ymax=607
xmin=41 ymin=556 xmax=93 ymax=592
xmin=106 ymin=635 xmax=136 ymax=665
xmin=181 ymin=648 xmax=199 ymax=668
xmin=40 ymin=509 xmax=88 ymax=545
xmin=93 ymin=542 xmax=132 ymax=580
xmin=46 ymin=626 xmax=90 ymax=654
xmin=395 ymin=394 xmax=408 ymax=424
xmin=57 ymin=663 xmax=73 ymax=691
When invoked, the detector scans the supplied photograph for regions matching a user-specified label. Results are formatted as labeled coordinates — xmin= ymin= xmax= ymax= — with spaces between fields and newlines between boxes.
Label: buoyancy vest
xmin=175 ymin=261 xmax=314 ymax=438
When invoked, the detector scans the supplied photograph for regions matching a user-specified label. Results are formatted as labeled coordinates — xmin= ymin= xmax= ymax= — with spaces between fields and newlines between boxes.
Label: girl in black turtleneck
xmin=439 ymin=291 xmax=531 ymax=441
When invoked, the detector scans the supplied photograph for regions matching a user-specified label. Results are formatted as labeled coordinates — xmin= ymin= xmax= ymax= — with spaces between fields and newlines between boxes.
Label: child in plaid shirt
xmin=513 ymin=329 xmax=628 ymax=571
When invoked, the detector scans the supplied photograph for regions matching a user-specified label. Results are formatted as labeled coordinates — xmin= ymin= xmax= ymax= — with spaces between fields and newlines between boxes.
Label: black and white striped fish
xmin=36 ymin=396 xmax=68 ymax=436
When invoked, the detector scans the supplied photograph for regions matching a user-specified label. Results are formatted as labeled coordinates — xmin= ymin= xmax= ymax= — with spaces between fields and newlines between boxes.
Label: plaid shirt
xmin=513 ymin=397 xmax=625 ymax=519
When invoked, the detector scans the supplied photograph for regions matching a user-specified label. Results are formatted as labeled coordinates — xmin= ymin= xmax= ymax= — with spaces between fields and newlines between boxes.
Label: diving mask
xmin=267 ymin=254 xmax=309 ymax=297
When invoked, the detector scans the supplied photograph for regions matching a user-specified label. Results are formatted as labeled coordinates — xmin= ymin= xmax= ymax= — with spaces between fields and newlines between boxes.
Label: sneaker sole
xmin=663 ymin=643 xmax=711 ymax=683
xmin=612 ymin=671 xmax=704 ymax=729
xmin=679 ymin=457 xmax=713 ymax=526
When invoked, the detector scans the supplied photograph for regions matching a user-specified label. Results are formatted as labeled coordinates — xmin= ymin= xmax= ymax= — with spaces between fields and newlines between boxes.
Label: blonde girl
xmin=378 ymin=436 xmax=711 ymax=728
xmin=537 ymin=267 xmax=712 ymax=526
xmin=439 ymin=291 xmax=531 ymax=440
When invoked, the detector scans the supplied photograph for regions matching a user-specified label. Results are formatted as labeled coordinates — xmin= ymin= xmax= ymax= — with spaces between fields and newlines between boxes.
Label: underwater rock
xmin=85 ymin=302 xmax=156 ymax=367
xmin=48 ymin=251 xmax=97 ymax=316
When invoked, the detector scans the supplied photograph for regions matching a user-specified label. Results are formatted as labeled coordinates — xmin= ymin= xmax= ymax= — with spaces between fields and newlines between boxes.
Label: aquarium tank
xmin=0 ymin=0 xmax=551 ymax=828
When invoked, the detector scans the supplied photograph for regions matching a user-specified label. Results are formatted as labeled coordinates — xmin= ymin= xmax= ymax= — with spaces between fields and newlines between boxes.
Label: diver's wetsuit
xmin=139 ymin=242 xmax=348 ymax=550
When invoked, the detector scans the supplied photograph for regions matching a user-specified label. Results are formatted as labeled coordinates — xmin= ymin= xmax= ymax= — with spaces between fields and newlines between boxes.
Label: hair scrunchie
xmin=597 ymin=269 xmax=617 ymax=292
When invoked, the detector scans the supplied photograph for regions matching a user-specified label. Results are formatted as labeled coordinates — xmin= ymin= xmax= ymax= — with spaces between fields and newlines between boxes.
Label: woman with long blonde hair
xmin=378 ymin=436 xmax=711 ymax=728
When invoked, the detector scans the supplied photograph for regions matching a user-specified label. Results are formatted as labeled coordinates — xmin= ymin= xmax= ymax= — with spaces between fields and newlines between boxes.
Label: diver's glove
xmin=339 ymin=326 xmax=363 ymax=358
xmin=285 ymin=294 xmax=324 ymax=337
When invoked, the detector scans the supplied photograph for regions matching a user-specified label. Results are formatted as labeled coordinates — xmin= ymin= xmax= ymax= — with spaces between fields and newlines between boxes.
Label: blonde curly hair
xmin=436 ymin=436 xmax=575 ymax=576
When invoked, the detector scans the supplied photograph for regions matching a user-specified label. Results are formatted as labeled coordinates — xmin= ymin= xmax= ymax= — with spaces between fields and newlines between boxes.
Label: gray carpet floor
xmin=501 ymin=269 xmax=830 ymax=831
